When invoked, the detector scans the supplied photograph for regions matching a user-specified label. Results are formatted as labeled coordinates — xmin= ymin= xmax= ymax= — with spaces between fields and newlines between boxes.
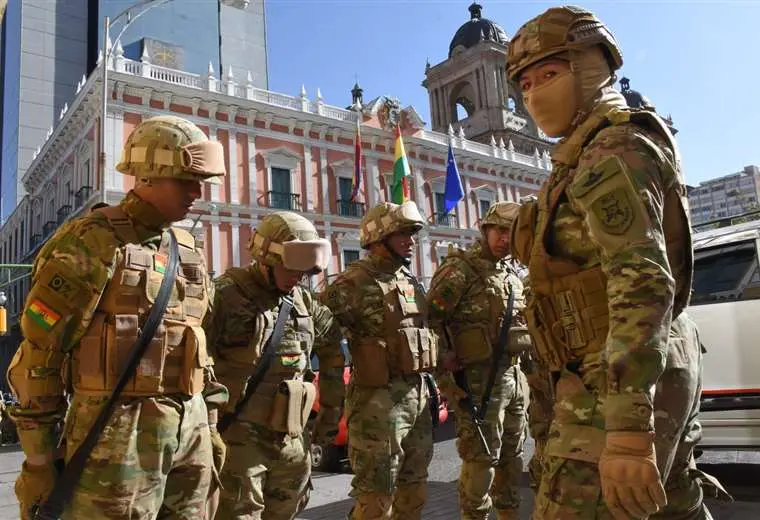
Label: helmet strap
xmin=382 ymin=237 xmax=411 ymax=267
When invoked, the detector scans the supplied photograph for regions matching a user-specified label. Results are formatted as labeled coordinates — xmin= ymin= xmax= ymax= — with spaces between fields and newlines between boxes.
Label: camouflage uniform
xmin=319 ymin=202 xmax=437 ymax=520
xmin=427 ymin=203 xmax=529 ymax=520
xmin=7 ymin=116 xmax=226 ymax=519
xmin=204 ymin=212 xmax=345 ymax=520
xmin=507 ymin=7 xmax=725 ymax=519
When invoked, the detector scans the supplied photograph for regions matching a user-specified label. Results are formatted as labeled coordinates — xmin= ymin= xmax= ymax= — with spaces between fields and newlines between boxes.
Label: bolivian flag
xmin=26 ymin=299 xmax=61 ymax=331
xmin=391 ymin=125 xmax=411 ymax=204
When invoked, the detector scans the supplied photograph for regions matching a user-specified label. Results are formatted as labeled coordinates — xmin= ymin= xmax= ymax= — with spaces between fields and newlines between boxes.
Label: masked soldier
xmin=204 ymin=212 xmax=345 ymax=520
xmin=319 ymin=201 xmax=438 ymax=520
xmin=507 ymin=6 xmax=727 ymax=519
xmin=8 ymin=115 xmax=226 ymax=519
xmin=427 ymin=202 xmax=530 ymax=520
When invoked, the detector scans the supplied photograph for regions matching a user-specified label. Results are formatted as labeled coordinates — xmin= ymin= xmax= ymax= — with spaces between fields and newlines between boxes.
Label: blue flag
xmin=444 ymin=143 xmax=464 ymax=214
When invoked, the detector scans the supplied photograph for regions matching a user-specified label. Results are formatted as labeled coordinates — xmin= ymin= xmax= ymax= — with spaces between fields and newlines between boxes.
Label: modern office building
xmin=0 ymin=0 xmax=267 ymax=222
xmin=689 ymin=165 xmax=760 ymax=225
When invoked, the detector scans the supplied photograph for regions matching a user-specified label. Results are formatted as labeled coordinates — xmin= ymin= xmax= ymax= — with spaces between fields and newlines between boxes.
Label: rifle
xmin=443 ymin=327 xmax=492 ymax=460
xmin=479 ymin=283 xmax=515 ymax=421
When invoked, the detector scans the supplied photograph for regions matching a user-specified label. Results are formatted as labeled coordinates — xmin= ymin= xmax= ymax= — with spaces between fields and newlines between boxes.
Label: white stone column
xmin=231 ymin=222 xmax=240 ymax=267
xmin=209 ymin=128 xmax=220 ymax=202
xmin=303 ymin=146 xmax=313 ymax=212
xmin=497 ymin=183 xmax=505 ymax=202
xmin=247 ymin=134 xmax=257 ymax=207
xmin=228 ymin=130 xmax=239 ymax=204
xmin=418 ymin=228 xmax=432 ymax=288
xmin=369 ymin=159 xmax=382 ymax=206
xmin=210 ymin=221 xmax=221 ymax=276
xmin=413 ymin=159 xmax=425 ymax=216
xmin=108 ymin=110 xmax=124 ymax=190
xmin=463 ymin=176 xmax=474 ymax=227
xmin=320 ymin=145 xmax=330 ymax=214
xmin=514 ymin=185 xmax=522 ymax=202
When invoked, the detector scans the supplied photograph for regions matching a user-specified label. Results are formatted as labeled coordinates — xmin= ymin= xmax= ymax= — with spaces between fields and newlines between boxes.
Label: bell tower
xmin=423 ymin=2 xmax=552 ymax=156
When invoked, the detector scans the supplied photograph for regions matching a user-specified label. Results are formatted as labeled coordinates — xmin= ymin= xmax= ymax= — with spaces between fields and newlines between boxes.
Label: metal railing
xmin=433 ymin=212 xmax=458 ymax=228
xmin=74 ymin=186 xmax=93 ymax=208
xmin=336 ymin=200 xmax=365 ymax=218
xmin=42 ymin=221 xmax=57 ymax=237
xmin=267 ymin=191 xmax=301 ymax=211
xmin=57 ymin=205 xmax=72 ymax=224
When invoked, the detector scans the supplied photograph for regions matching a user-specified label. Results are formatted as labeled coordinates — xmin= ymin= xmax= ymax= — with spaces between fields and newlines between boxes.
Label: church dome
xmin=449 ymin=3 xmax=508 ymax=58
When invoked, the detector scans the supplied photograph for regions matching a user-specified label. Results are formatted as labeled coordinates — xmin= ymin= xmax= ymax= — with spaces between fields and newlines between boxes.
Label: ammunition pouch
xmin=269 ymin=379 xmax=317 ymax=437
xmin=451 ymin=324 xmax=492 ymax=365
xmin=353 ymin=338 xmax=390 ymax=388
xmin=396 ymin=327 xmax=437 ymax=375
xmin=524 ymin=267 xmax=608 ymax=371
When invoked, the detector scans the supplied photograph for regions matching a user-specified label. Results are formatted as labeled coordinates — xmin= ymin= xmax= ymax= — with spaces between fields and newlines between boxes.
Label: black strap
xmin=34 ymin=230 xmax=180 ymax=520
xmin=478 ymin=283 xmax=515 ymax=422
xmin=217 ymin=295 xmax=294 ymax=434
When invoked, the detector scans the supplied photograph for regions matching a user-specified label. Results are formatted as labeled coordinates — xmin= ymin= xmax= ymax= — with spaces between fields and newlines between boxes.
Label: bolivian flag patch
xmin=281 ymin=354 xmax=301 ymax=367
xmin=402 ymin=286 xmax=416 ymax=303
xmin=430 ymin=296 xmax=447 ymax=312
xmin=26 ymin=299 xmax=61 ymax=331
xmin=154 ymin=253 xmax=167 ymax=274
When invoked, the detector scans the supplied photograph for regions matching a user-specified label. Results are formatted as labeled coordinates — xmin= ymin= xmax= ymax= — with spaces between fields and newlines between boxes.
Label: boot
xmin=349 ymin=492 xmax=393 ymax=520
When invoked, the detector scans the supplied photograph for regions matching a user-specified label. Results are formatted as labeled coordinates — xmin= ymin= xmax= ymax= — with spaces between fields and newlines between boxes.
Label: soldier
xmin=7 ymin=115 xmax=226 ymax=519
xmin=204 ymin=211 xmax=345 ymax=520
xmin=319 ymin=201 xmax=438 ymax=520
xmin=427 ymin=202 xmax=530 ymax=520
xmin=506 ymin=6 xmax=726 ymax=519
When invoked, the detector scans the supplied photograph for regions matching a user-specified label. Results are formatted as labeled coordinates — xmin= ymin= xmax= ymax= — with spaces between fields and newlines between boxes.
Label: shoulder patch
xmin=571 ymin=156 xmax=625 ymax=200
xmin=590 ymin=188 xmax=635 ymax=235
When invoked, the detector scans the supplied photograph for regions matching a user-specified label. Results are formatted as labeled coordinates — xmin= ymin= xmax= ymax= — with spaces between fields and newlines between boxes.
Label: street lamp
xmin=98 ymin=0 xmax=175 ymax=205
xmin=0 ymin=291 xmax=7 ymax=335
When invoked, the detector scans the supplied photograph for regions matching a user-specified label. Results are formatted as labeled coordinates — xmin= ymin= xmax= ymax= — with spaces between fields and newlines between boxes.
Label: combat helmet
xmin=360 ymin=201 xmax=425 ymax=249
xmin=116 ymin=115 xmax=226 ymax=184
xmin=480 ymin=202 xmax=520 ymax=234
xmin=507 ymin=5 xmax=623 ymax=82
xmin=249 ymin=212 xmax=331 ymax=274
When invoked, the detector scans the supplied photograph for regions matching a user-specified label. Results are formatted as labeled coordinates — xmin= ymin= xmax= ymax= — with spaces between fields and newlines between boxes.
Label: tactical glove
xmin=599 ymin=431 xmax=667 ymax=520
xmin=312 ymin=406 xmax=341 ymax=446
xmin=16 ymin=461 xmax=57 ymax=520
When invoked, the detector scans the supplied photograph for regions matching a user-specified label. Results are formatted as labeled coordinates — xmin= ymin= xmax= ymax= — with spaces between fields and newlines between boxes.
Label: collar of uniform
xmin=367 ymin=252 xmax=405 ymax=274
xmin=119 ymin=190 xmax=171 ymax=243
xmin=552 ymin=96 xmax=629 ymax=168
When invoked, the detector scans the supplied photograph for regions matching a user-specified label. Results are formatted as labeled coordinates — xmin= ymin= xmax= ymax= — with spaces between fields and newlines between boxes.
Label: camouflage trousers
xmin=346 ymin=375 xmax=434 ymax=520
xmin=534 ymin=314 xmax=724 ymax=519
xmin=450 ymin=363 xmax=528 ymax=520
xmin=61 ymin=392 xmax=212 ymax=519
xmin=521 ymin=358 xmax=554 ymax=492
xmin=217 ymin=421 xmax=311 ymax=520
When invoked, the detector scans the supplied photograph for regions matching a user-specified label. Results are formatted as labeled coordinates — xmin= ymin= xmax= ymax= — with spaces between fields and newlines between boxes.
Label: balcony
xmin=75 ymin=186 xmax=93 ymax=208
xmin=433 ymin=212 xmax=458 ymax=228
xmin=337 ymin=200 xmax=365 ymax=218
xmin=57 ymin=205 xmax=72 ymax=224
xmin=42 ymin=221 xmax=57 ymax=237
xmin=267 ymin=191 xmax=301 ymax=211
xmin=30 ymin=234 xmax=42 ymax=250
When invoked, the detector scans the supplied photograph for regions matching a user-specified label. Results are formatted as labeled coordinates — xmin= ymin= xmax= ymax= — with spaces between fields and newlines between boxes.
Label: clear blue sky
xmin=265 ymin=0 xmax=760 ymax=186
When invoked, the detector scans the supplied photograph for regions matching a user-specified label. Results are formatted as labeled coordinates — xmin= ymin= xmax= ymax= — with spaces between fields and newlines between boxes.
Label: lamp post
xmin=98 ymin=0 xmax=174 ymax=204
xmin=0 ymin=290 xmax=7 ymax=336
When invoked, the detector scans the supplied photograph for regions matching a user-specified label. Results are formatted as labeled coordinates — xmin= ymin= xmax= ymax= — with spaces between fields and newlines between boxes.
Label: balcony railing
xmin=267 ymin=191 xmax=301 ymax=211
xmin=30 ymin=234 xmax=42 ymax=250
xmin=433 ymin=212 xmax=458 ymax=228
xmin=57 ymin=205 xmax=72 ymax=224
xmin=337 ymin=200 xmax=365 ymax=218
xmin=75 ymin=186 xmax=93 ymax=208
xmin=42 ymin=221 xmax=57 ymax=237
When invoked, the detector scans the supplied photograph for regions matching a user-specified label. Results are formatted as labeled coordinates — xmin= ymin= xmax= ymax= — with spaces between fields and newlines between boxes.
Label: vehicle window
xmin=691 ymin=240 xmax=760 ymax=304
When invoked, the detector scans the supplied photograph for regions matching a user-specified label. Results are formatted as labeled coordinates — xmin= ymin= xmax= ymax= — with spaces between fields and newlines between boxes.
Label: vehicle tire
xmin=311 ymin=443 xmax=340 ymax=473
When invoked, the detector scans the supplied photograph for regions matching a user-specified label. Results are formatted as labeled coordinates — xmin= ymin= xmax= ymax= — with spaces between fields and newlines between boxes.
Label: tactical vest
xmin=520 ymin=107 xmax=693 ymax=371
xmin=445 ymin=247 xmax=524 ymax=364
xmin=351 ymin=263 xmax=437 ymax=387
xmin=222 ymin=271 xmax=317 ymax=430
xmin=71 ymin=206 xmax=211 ymax=397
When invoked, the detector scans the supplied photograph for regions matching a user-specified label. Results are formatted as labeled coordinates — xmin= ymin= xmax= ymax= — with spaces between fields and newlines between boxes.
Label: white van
xmin=688 ymin=216 xmax=760 ymax=450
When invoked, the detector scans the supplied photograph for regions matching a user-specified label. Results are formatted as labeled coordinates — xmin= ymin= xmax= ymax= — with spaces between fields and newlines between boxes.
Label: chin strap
xmin=382 ymin=238 xmax=411 ymax=267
